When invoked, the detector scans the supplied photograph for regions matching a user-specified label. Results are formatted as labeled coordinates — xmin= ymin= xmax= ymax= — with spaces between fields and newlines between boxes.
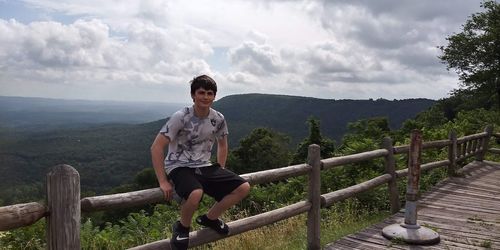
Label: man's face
xmin=192 ymin=88 xmax=215 ymax=109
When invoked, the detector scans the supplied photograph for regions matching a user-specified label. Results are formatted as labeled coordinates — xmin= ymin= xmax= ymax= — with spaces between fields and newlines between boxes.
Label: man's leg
xmin=196 ymin=167 xmax=250 ymax=235
xmin=171 ymin=188 xmax=203 ymax=250
xmin=180 ymin=188 xmax=204 ymax=227
xmin=206 ymin=182 xmax=250 ymax=220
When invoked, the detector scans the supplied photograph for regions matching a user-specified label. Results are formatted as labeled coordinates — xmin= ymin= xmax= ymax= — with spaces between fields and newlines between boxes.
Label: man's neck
xmin=193 ymin=105 xmax=210 ymax=118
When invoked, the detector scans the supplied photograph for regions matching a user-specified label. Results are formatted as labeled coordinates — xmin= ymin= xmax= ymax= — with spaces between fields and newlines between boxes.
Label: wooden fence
xmin=1 ymin=126 xmax=499 ymax=250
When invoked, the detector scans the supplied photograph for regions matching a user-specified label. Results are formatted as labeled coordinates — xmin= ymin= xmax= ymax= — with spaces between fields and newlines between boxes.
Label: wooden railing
xmin=0 ymin=126 xmax=498 ymax=250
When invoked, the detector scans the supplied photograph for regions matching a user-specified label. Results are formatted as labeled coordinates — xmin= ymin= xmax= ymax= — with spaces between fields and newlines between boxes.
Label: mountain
xmin=213 ymin=94 xmax=435 ymax=146
xmin=0 ymin=121 xmax=165 ymax=199
xmin=0 ymin=96 xmax=184 ymax=130
xmin=0 ymin=94 xmax=435 ymax=204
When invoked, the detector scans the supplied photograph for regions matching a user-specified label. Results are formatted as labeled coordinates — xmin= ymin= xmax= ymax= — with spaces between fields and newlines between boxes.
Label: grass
xmin=422 ymin=223 xmax=439 ymax=233
xmin=320 ymin=204 xmax=389 ymax=247
xmin=479 ymin=240 xmax=492 ymax=248
xmin=198 ymin=215 xmax=308 ymax=250
xmin=388 ymin=236 xmax=407 ymax=247
xmin=194 ymin=200 xmax=390 ymax=250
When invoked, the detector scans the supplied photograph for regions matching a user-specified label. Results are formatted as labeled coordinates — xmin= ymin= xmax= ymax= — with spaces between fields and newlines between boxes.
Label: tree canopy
xmin=229 ymin=127 xmax=291 ymax=174
xmin=439 ymin=0 xmax=500 ymax=110
xmin=291 ymin=117 xmax=335 ymax=164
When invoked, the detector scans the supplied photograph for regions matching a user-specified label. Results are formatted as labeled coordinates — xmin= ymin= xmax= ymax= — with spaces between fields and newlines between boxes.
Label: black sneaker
xmin=171 ymin=221 xmax=189 ymax=250
xmin=195 ymin=214 xmax=229 ymax=235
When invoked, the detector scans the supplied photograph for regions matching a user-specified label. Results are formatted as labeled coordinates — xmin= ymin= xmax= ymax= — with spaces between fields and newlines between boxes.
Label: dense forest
xmin=1 ymin=1 xmax=499 ymax=249
xmin=213 ymin=94 xmax=435 ymax=145
xmin=0 ymin=95 xmax=433 ymax=204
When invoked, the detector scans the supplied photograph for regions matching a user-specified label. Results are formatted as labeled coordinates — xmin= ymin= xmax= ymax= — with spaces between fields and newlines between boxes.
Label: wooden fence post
xmin=307 ymin=144 xmax=321 ymax=250
xmin=448 ymin=130 xmax=457 ymax=176
xmin=476 ymin=125 xmax=494 ymax=161
xmin=383 ymin=137 xmax=400 ymax=214
xmin=404 ymin=130 xmax=422 ymax=226
xmin=46 ymin=164 xmax=81 ymax=250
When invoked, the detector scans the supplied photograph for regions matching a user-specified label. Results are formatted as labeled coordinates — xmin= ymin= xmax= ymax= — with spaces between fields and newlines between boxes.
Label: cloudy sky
xmin=0 ymin=0 xmax=484 ymax=104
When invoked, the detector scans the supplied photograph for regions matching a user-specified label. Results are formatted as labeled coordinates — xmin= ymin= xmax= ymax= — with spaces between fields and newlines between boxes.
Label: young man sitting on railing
xmin=150 ymin=75 xmax=251 ymax=250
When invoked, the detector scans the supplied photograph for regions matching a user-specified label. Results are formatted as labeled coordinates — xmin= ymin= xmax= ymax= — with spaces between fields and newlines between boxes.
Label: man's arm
xmin=151 ymin=133 xmax=173 ymax=200
xmin=217 ymin=136 xmax=228 ymax=168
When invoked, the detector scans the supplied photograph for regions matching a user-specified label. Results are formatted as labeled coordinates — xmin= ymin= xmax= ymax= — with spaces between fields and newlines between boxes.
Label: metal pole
xmin=382 ymin=130 xmax=440 ymax=245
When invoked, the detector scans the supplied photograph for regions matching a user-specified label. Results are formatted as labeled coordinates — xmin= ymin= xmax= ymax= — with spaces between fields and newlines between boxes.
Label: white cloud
xmin=246 ymin=30 xmax=268 ymax=45
xmin=0 ymin=0 xmax=485 ymax=103
xmin=227 ymin=71 xmax=258 ymax=84
xmin=229 ymin=41 xmax=283 ymax=76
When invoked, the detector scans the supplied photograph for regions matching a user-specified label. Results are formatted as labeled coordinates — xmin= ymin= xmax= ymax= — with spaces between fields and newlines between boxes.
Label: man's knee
xmin=237 ymin=182 xmax=251 ymax=198
xmin=186 ymin=188 xmax=203 ymax=205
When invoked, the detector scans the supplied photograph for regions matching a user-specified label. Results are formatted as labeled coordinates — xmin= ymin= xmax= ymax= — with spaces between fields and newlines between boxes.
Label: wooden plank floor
xmin=325 ymin=160 xmax=500 ymax=250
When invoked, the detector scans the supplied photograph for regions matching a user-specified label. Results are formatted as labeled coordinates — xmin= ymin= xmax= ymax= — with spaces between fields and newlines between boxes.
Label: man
xmin=151 ymin=75 xmax=250 ymax=250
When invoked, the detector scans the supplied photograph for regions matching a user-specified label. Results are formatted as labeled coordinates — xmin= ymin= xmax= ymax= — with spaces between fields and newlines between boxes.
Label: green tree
xmin=340 ymin=117 xmax=391 ymax=149
xmin=230 ymin=127 xmax=291 ymax=174
xmin=133 ymin=167 xmax=158 ymax=189
xmin=398 ymin=105 xmax=448 ymax=140
xmin=291 ymin=117 xmax=335 ymax=164
xmin=335 ymin=117 xmax=391 ymax=183
xmin=439 ymin=0 xmax=500 ymax=111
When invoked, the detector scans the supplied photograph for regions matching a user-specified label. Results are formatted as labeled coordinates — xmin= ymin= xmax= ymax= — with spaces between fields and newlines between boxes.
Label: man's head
xmin=190 ymin=75 xmax=217 ymax=96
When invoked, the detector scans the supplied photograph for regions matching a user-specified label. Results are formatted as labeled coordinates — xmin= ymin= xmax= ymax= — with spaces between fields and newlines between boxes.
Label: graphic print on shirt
xmin=161 ymin=106 xmax=228 ymax=173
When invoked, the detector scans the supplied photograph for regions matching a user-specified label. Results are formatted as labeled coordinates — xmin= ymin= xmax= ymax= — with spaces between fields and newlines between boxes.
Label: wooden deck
xmin=325 ymin=160 xmax=500 ymax=250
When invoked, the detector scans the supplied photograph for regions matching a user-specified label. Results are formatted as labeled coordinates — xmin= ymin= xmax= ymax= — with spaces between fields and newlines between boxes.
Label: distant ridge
xmin=0 ymin=94 xmax=435 ymax=144
xmin=212 ymin=93 xmax=435 ymax=145
xmin=0 ymin=95 xmax=184 ymax=129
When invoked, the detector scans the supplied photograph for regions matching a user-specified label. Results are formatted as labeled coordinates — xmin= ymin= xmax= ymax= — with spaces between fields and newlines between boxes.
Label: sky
xmin=0 ymin=0 xmax=485 ymax=105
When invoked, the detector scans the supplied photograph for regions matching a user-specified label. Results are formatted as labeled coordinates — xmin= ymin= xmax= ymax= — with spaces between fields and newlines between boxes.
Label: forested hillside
xmin=214 ymin=94 xmax=434 ymax=146
xmin=0 ymin=121 xmax=163 ymax=198
xmin=0 ymin=94 xmax=433 ymax=205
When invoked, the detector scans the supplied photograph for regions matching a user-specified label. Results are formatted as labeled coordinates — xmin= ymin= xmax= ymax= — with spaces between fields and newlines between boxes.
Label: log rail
xmin=0 ymin=125 xmax=498 ymax=250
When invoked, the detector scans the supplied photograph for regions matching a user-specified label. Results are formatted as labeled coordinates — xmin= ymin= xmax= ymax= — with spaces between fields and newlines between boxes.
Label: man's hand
xmin=160 ymin=181 xmax=173 ymax=201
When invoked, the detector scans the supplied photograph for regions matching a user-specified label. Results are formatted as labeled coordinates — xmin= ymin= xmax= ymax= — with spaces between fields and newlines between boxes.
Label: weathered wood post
xmin=447 ymin=130 xmax=457 ymax=176
xmin=461 ymin=139 xmax=467 ymax=158
xmin=404 ymin=130 xmax=422 ymax=226
xmin=476 ymin=125 xmax=494 ymax=161
xmin=307 ymin=144 xmax=321 ymax=250
xmin=0 ymin=202 xmax=46 ymax=231
xmin=472 ymin=139 xmax=478 ymax=154
xmin=382 ymin=130 xmax=440 ymax=245
xmin=466 ymin=139 xmax=473 ymax=156
xmin=46 ymin=164 xmax=81 ymax=250
xmin=383 ymin=137 xmax=399 ymax=214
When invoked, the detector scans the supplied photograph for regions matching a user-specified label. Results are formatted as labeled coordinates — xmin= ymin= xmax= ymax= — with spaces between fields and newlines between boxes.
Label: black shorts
xmin=168 ymin=163 xmax=247 ymax=202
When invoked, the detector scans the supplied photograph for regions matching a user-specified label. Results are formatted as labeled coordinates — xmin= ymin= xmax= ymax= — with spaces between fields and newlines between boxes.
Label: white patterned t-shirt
xmin=160 ymin=106 xmax=228 ymax=174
